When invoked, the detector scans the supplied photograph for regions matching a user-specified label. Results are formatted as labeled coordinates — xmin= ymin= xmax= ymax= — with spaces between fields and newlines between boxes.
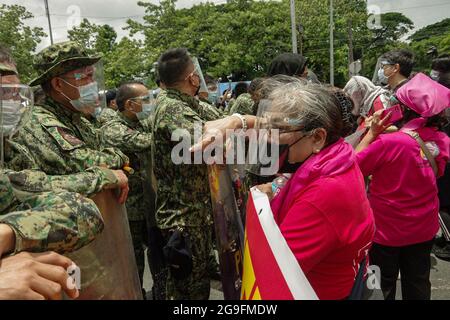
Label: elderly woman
xmin=355 ymin=73 xmax=450 ymax=300
xmin=195 ymin=78 xmax=375 ymax=300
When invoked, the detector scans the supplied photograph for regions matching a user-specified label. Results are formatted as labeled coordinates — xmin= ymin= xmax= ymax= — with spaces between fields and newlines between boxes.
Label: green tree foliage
xmin=0 ymin=4 xmax=46 ymax=83
xmin=68 ymin=18 xmax=147 ymax=88
xmin=126 ymin=0 xmax=293 ymax=81
xmin=3 ymin=1 xmax=433 ymax=89
xmin=102 ymin=37 xmax=148 ymax=88
xmin=68 ymin=18 xmax=117 ymax=55
xmin=125 ymin=0 xmax=417 ymax=86
xmin=409 ymin=18 xmax=450 ymax=72
xmin=360 ymin=12 xmax=414 ymax=79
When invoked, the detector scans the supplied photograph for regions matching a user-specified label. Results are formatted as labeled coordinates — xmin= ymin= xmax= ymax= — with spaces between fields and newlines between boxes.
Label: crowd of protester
xmin=0 ymin=39 xmax=449 ymax=301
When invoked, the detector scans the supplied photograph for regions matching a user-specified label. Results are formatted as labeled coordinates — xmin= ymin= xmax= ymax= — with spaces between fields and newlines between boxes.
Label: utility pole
xmin=298 ymin=0 xmax=303 ymax=56
xmin=329 ymin=0 xmax=334 ymax=85
xmin=290 ymin=0 xmax=298 ymax=54
xmin=44 ymin=0 xmax=54 ymax=45
xmin=347 ymin=18 xmax=355 ymax=77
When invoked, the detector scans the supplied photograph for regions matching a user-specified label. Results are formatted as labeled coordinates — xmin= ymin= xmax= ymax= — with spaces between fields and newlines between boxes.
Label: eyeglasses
xmin=129 ymin=94 xmax=152 ymax=104
xmin=62 ymin=66 xmax=95 ymax=81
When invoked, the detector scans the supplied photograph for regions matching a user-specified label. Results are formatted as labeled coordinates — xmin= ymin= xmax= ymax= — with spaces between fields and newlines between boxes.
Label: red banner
xmin=241 ymin=188 xmax=318 ymax=300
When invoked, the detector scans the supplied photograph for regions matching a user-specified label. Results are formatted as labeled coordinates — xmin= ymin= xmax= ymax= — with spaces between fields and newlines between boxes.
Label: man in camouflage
xmin=0 ymin=45 xmax=117 ymax=300
xmin=0 ymin=45 xmax=107 ymax=253
xmin=6 ymin=41 xmax=129 ymax=201
xmin=0 ymin=166 xmax=102 ymax=300
xmin=227 ymin=78 xmax=264 ymax=116
xmin=0 ymin=171 xmax=104 ymax=256
xmin=151 ymin=48 xmax=223 ymax=300
xmin=99 ymin=81 xmax=167 ymax=299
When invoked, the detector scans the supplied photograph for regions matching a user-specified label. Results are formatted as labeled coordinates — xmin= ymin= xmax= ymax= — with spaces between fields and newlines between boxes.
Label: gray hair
xmin=255 ymin=75 xmax=307 ymax=102
xmin=266 ymin=80 xmax=343 ymax=144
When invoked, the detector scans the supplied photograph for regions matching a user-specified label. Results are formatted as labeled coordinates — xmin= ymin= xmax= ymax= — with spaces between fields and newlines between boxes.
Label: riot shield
xmin=208 ymin=164 xmax=245 ymax=300
xmin=65 ymin=189 xmax=143 ymax=300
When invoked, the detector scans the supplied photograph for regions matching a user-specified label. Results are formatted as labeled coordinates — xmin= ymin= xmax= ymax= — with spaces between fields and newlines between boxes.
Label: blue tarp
xmin=218 ymin=81 xmax=251 ymax=95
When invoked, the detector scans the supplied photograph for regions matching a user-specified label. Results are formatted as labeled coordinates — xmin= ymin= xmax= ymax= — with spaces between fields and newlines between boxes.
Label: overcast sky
xmin=3 ymin=0 xmax=450 ymax=51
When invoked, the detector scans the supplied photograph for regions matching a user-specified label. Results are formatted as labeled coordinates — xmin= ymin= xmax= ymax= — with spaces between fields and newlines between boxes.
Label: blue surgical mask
xmin=59 ymin=79 xmax=99 ymax=112
xmin=208 ymin=92 xmax=218 ymax=105
xmin=136 ymin=103 xmax=155 ymax=120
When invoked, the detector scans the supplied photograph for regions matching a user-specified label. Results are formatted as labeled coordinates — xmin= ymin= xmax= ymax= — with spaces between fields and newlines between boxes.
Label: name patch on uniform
xmin=57 ymin=127 xmax=84 ymax=147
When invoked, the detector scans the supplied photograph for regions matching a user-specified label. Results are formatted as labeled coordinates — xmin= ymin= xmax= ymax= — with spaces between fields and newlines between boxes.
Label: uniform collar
xmin=43 ymin=96 xmax=80 ymax=122
xmin=165 ymin=88 xmax=199 ymax=109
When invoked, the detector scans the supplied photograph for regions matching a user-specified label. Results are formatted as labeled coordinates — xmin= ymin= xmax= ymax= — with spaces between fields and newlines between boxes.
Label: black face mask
xmin=276 ymin=135 xmax=308 ymax=173
xmin=260 ymin=135 xmax=308 ymax=174
xmin=247 ymin=133 xmax=309 ymax=184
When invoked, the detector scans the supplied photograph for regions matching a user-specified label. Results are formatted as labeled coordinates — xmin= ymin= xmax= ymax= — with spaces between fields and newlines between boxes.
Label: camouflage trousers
xmin=162 ymin=225 xmax=213 ymax=300
xmin=128 ymin=219 xmax=167 ymax=300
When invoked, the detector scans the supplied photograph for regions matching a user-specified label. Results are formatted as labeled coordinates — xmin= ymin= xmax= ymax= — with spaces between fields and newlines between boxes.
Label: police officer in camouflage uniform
xmin=152 ymin=48 xmax=222 ymax=300
xmin=6 ymin=42 xmax=129 ymax=200
xmin=0 ymin=45 xmax=106 ymax=255
xmin=99 ymin=82 xmax=167 ymax=299
xmin=0 ymin=171 xmax=104 ymax=256
xmin=227 ymin=78 xmax=264 ymax=116
xmin=0 ymin=45 xmax=117 ymax=300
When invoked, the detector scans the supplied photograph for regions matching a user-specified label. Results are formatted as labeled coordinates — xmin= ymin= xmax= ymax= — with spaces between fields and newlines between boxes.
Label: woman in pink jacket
xmin=196 ymin=78 xmax=375 ymax=299
xmin=356 ymin=73 xmax=450 ymax=300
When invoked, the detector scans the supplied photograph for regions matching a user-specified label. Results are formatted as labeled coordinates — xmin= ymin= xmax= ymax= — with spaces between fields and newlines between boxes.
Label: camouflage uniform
xmin=0 ymin=170 xmax=104 ymax=254
xmin=99 ymin=111 xmax=155 ymax=289
xmin=228 ymin=93 xmax=255 ymax=115
xmin=0 ymin=45 xmax=107 ymax=255
xmin=6 ymin=42 xmax=128 ymax=192
xmin=152 ymin=88 xmax=222 ymax=300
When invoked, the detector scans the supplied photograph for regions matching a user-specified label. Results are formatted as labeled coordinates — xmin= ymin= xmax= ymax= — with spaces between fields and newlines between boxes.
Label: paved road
xmin=142 ymin=251 xmax=450 ymax=300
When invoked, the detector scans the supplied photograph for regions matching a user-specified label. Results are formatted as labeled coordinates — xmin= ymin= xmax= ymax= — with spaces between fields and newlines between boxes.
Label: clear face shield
xmin=245 ymin=99 xmax=305 ymax=180
xmin=128 ymin=91 xmax=157 ymax=121
xmin=59 ymin=61 xmax=106 ymax=118
xmin=207 ymin=81 xmax=219 ymax=105
xmin=0 ymin=83 xmax=34 ymax=167
xmin=191 ymin=57 xmax=208 ymax=98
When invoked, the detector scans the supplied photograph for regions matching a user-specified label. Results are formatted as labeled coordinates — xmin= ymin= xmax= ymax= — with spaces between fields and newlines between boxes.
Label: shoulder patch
xmin=57 ymin=127 xmax=84 ymax=146
xmin=44 ymin=126 xmax=85 ymax=151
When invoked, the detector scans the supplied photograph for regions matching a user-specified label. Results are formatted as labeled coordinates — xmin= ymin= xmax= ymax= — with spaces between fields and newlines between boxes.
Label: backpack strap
xmin=404 ymin=130 xmax=438 ymax=177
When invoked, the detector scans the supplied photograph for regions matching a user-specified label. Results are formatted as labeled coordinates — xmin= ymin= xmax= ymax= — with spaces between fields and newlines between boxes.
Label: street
xmin=143 ymin=251 xmax=450 ymax=300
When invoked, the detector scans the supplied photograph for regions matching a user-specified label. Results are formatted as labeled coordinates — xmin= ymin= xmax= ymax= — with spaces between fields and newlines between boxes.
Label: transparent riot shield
xmin=68 ymin=61 xmax=107 ymax=119
xmin=65 ymin=189 xmax=143 ymax=300
xmin=208 ymin=164 xmax=245 ymax=300
xmin=192 ymin=57 xmax=208 ymax=97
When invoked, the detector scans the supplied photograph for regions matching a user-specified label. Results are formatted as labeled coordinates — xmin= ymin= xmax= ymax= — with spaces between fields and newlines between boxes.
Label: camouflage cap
xmin=29 ymin=41 xmax=101 ymax=87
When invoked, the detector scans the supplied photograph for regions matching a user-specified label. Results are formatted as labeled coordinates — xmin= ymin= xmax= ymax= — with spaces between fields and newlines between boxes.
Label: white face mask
xmin=1 ymin=100 xmax=23 ymax=136
xmin=59 ymin=79 xmax=100 ymax=112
